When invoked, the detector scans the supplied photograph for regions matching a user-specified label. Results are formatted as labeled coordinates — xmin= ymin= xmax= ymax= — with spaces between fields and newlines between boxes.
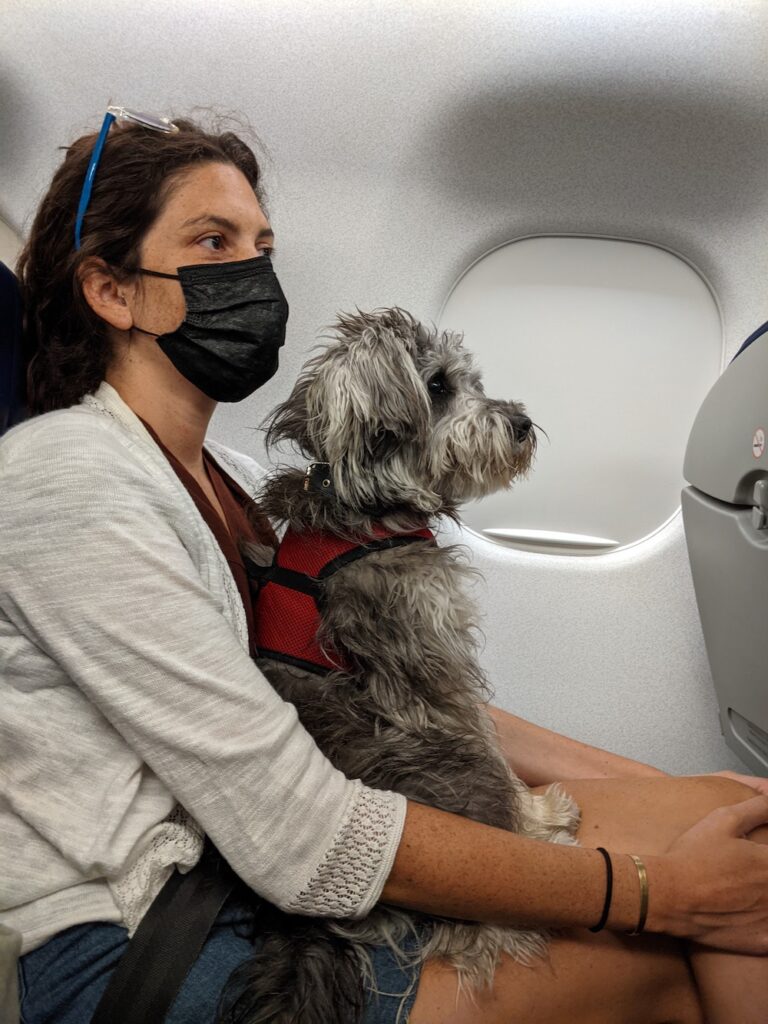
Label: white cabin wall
xmin=3 ymin=0 xmax=767 ymax=772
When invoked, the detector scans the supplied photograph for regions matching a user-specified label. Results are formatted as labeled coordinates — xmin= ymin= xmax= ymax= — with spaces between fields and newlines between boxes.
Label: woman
xmin=2 ymin=112 xmax=768 ymax=1024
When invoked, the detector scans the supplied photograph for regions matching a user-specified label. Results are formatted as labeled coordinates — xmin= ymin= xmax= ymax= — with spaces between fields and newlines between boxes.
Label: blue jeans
xmin=18 ymin=895 xmax=422 ymax=1024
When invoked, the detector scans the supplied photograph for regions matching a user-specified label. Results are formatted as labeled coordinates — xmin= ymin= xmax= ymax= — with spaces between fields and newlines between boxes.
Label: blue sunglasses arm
xmin=74 ymin=111 xmax=116 ymax=250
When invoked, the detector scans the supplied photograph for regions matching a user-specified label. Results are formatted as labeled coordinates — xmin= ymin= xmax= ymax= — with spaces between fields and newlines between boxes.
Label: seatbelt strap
xmin=90 ymin=840 xmax=239 ymax=1024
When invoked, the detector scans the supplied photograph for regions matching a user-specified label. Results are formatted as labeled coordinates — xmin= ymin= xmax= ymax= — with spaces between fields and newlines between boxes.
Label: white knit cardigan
xmin=0 ymin=381 xmax=406 ymax=954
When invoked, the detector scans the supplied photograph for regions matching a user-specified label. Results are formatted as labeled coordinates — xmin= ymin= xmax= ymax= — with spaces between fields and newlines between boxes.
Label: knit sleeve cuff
xmin=283 ymin=784 xmax=407 ymax=919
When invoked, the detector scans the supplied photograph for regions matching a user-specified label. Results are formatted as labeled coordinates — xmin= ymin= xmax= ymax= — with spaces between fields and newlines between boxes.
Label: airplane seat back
xmin=682 ymin=325 xmax=768 ymax=773
xmin=0 ymin=261 xmax=28 ymax=437
xmin=732 ymin=319 xmax=768 ymax=363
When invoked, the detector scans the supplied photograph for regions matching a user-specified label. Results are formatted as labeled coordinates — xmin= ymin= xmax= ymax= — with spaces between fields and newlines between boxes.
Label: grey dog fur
xmin=221 ymin=309 xmax=580 ymax=1024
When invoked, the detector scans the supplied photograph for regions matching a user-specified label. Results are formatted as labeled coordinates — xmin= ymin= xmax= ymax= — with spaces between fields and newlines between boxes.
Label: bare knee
xmin=550 ymin=776 xmax=766 ymax=859
xmin=683 ymin=775 xmax=761 ymax=813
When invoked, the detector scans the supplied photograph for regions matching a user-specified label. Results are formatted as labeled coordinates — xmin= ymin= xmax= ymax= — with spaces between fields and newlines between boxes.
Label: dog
xmin=224 ymin=308 xmax=580 ymax=1024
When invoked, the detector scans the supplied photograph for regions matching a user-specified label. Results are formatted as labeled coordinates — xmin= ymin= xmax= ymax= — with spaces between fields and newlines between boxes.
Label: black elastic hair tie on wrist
xmin=589 ymin=846 xmax=613 ymax=933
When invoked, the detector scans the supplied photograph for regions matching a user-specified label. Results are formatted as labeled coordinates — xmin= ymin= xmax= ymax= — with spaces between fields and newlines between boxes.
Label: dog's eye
xmin=427 ymin=373 xmax=449 ymax=397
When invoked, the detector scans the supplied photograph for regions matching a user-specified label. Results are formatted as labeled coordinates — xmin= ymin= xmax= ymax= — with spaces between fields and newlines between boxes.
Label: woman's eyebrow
xmin=180 ymin=213 xmax=274 ymax=239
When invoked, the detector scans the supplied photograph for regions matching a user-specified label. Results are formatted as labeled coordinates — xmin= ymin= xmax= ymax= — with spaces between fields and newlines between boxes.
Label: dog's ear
xmin=305 ymin=312 xmax=431 ymax=467
xmin=263 ymin=370 xmax=317 ymax=457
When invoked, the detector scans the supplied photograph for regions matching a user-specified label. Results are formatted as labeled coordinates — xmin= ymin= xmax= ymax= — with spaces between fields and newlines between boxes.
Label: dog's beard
xmin=426 ymin=407 xmax=535 ymax=504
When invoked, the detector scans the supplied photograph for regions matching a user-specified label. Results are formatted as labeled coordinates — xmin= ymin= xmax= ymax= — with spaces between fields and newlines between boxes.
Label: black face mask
xmin=132 ymin=255 xmax=289 ymax=402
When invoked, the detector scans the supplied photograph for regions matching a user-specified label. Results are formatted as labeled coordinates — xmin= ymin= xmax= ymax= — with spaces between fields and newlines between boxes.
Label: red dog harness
xmin=249 ymin=524 xmax=435 ymax=674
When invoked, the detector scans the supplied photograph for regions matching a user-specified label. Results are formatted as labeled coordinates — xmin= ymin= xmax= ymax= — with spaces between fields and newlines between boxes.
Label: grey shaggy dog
xmin=221 ymin=308 xmax=580 ymax=1024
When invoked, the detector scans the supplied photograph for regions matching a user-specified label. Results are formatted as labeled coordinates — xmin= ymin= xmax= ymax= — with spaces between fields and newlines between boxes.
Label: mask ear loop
xmin=137 ymin=269 xmax=181 ymax=280
xmin=129 ymin=267 xmax=183 ymax=338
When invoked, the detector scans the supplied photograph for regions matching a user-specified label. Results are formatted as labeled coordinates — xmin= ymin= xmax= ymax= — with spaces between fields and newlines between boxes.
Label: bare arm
xmin=380 ymin=793 xmax=768 ymax=954
xmin=382 ymin=800 xmax=641 ymax=931
xmin=486 ymin=704 xmax=667 ymax=785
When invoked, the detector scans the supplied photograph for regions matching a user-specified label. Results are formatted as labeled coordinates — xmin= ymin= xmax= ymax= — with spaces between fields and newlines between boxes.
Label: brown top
xmin=137 ymin=416 xmax=277 ymax=655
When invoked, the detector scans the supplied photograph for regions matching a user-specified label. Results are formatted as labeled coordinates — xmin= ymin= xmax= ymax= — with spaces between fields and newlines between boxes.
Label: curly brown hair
xmin=17 ymin=117 xmax=265 ymax=414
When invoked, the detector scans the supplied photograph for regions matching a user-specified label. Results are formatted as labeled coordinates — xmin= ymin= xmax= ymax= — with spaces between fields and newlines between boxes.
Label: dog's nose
xmin=511 ymin=414 xmax=532 ymax=442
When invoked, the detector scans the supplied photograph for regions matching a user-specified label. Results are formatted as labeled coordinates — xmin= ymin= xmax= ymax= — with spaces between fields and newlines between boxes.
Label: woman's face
xmin=126 ymin=160 xmax=274 ymax=337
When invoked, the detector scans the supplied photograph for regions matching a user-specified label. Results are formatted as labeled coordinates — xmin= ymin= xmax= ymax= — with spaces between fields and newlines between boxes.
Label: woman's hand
xmin=650 ymin=794 xmax=768 ymax=954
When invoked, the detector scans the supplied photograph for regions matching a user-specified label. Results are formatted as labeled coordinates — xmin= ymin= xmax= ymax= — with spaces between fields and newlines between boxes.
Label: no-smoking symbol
xmin=753 ymin=428 xmax=765 ymax=459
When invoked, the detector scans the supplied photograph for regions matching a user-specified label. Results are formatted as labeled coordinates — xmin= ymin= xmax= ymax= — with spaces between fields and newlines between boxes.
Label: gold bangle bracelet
xmin=626 ymin=854 xmax=649 ymax=935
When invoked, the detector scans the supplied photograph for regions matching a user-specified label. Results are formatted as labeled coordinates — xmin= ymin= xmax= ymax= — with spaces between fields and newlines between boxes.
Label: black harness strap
xmin=90 ymin=840 xmax=239 ymax=1024
xmin=253 ymin=648 xmax=333 ymax=676
xmin=247 ymin=561 xmax=324 ymax=599
xmin=316 ymin=534 xmax=432 ymax=582
xmin=247 ymin=534 xmax=430 ymax=610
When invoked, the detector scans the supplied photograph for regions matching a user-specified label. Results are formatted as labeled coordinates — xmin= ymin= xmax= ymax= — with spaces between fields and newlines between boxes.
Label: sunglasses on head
xmin=74 ymin=106 xmax=179 ymax=250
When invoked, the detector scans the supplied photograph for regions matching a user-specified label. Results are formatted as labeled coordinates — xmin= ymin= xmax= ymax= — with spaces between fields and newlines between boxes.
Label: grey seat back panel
xmin=683 ymin=329 xmax=768 ymax=774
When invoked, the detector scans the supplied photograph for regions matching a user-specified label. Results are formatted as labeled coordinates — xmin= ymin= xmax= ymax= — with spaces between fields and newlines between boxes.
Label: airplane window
xmin=439 ymin=236 xmax=722 ymax=555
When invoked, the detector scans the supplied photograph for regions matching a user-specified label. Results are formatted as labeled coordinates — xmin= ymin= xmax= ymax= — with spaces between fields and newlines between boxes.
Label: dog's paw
xmin=518 ymin=783 xmax=581 ymax=845
xmin=424 ymin=920 xmax=550 ymax=990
